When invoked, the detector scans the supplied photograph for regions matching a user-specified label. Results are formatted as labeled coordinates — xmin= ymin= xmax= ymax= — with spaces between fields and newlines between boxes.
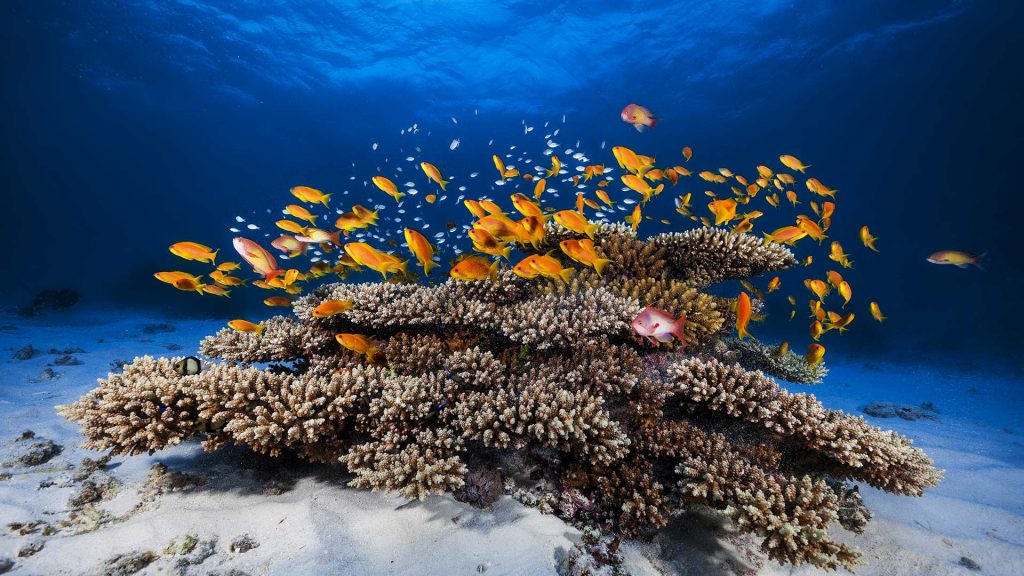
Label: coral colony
xmin=61 ymin=218 xmax=942 ymax=570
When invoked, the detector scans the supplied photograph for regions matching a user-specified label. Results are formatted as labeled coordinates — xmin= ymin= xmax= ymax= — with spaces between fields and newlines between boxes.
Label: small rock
xmin=53 ymin=354 xmax=83 ymax=366
xmin=0 ymin=557 xmax=14 ymax=574
xmin=455 ymin=467 xmax=503 ymax=509
xmin=98 ymin=551 xmax=157 ymax=576
xmin=229 ymin=534 xmax=259 ymax=553
xmin=20 ymin=289 xmax=80 ymax=316
xmin=37 ymin=367 xmax=61 ymax=381
xmin=862 ymin=402 xmax=938 ymax=421
xmin=109 ymin=359 xmax=128 ymax=371
xmin=13 ymin=345 xmax=38 ymax=361
xmin=68 ymin=480 xmax=106 ymax=508
xmin=0 ymin=473 xmax=11 ymax=482
xmin=17 ymin=541 xmax=43 ymax=558
xmin=72 ymin=456 xmax=112 ymax=482
xmin=141 ymin=323 xmax=176 ymax=335
xmin=162 ymin=343 xmax=183 ymax=351
xmin=4 ymin=434 xmax=62 ymax=467
xmin=959 ymin=556 xmax=981 ymax=571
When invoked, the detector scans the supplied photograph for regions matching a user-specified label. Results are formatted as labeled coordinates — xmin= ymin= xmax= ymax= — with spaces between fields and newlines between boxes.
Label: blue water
xmin=2 ymin=0 xmax=1023 ymax=371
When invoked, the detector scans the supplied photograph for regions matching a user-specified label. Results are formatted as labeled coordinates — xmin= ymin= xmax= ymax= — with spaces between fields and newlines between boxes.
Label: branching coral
xmin=60 ymin=227 xmax=940 ymax=572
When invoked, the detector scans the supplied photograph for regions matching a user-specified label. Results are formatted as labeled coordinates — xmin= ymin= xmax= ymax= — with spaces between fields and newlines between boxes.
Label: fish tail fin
xmin=321 ymin=194 xmax=331 ymax=208
xmin=211 ymin=249 xmax=219 ymax=265
xmin=634 ymin=123 xmax=645 ymax=133
xmin=256 ymin=324 xmax=266 ymax=337
xmin=423 ymin=260 xmax=439 ymax=276
xmin=500 ymin=245 xmax=512 ymax=261
xmin=559 ymin=267 xmax=573 ymax=284
xmin=488 ymin=260 xmax=500 ymax=282
xmin=440 ymin=180 xmax=448 ymax=191
xmin=330 ymin=231 xmax=342 ymax=246
xmin=585 ymin=223 xmax=598 ymax=240
xmin=672 ymin=313 xmax=687 ymax=344
xmin=593 ymin=258 xmax=611 ymax=276
xmin=737 ymin=326 xmax=752 ymax=340
xmin=648 ymin=117 xmax=658 ymax=128
xmin=974 ymin=252 xmax=987 ymax=270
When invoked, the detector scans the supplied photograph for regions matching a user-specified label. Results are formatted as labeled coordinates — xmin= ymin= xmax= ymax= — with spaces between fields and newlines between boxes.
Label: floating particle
xmin=469 ymin=172 xmax=479 ymax=178
xmin=450 ymin=139 xmax=460 ymax=150
xmin=451 ymin=117 xmax=458 ymax=124
xmin=372 ymin=143 xmax=378 ymax=150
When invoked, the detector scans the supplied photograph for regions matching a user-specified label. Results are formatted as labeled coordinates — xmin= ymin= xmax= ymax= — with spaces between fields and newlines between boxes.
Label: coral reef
xmin=60 ymin=225 xmax=941 ymax=571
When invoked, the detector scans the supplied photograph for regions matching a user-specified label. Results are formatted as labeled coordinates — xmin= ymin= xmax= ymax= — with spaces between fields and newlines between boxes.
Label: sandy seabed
xmin=1 ymin=308 xmax=1021 ymax=575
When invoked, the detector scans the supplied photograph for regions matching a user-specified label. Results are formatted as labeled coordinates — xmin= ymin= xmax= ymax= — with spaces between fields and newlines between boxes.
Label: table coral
xmin=59 ymin=224 xmax=941 ymax=571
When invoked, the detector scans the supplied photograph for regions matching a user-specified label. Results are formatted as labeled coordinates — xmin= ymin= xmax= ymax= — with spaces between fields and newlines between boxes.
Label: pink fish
xmin=631 ymin=306 xmax=686 ymax=345
xmin=621 ymin=103 xmax=657 ymax=132
xmin=233 ymin=237 xmax=282 ymax=280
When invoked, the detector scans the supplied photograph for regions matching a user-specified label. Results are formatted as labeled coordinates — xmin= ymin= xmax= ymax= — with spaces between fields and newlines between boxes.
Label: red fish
xmin=621 ymin=103 xmax=657 ymax=132
xmin=631 ymin=306 xmax=686 ymax=346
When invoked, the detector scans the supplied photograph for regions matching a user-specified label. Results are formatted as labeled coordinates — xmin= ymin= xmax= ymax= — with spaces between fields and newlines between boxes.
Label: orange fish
xmin=927 ymin=250 xmax=984 ymax=269
xmin=228 ymin=319 xmax=264 ymax=335
xmin=806 ymin=343 xmax=825 ymax=365
xmin=372 ymin=176 xmax=405 ymax=203
xmin=264 ymin=296 xmax=292 ymax=307
xmin=560 ymin=239 xmax=612 ymax=276
xmin=450 ymin=255 xmax=499 ymax=281
xmin=860 ymin=226 xmax=879 ymax=252
xmin=533 ymin=178 xmax=547 ymax=200
xmin=529 ymin=252 xmax=573 ymax=284
xmin=682 ymin=146 xmax=692 ymax=162
xmin=284 ymin=204 xmax=318 ymax=226
xmin=805 ymin=278 xmax=830 ymax=301
xmin=553 ymin=210 xmax=598 ymax=239
xmin=404 ymin=228 xmax=438 ymax=276
xmin=735 ymin=291 xmax=753 ymax=339
xmin=336 ymin=333 xmax=380 ymax=362
xmin=169 ymin=242 xmax=218 ymax=264
xmin=708 ymin=198 xmax=737 ymax=226
xmin=233 ymin=237 xmax=281 ymax=280
xmin=312 ymin=300 xmax=353 ymax=318
xmin=763 ymin=226 xmax=807 ymax=245
xmin=420 ymin=162 xmax=449 ymax=191
xmin=869 ymin=301 xmax=886 ymax=322
xmin=290 ymin=185 xmax=330 ymax=207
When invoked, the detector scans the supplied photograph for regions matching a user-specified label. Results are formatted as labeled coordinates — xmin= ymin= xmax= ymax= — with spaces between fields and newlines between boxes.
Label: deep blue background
xmin=2 ymin=0 xmax=1022 ymax=367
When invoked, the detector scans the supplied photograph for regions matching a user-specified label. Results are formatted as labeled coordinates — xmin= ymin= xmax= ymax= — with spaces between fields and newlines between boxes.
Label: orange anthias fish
xmin=290 ymin=185 xmax=331 ymax=208
xmin=529 ymin=252 xmax=573 ymax=284
xmin=763 ymin=226 xmax=807 ymax=246
xmin=805 ymin=278 xmax=830 ymax=301
xmin=344 ymin=242 xmax=406 ymax=278
xmin=829 ymin=241 xmax=854 ymax=268
xmin=404 ymin=228 xmax=439 ymax=275
xmin=336 ymin=333 xmax=381 ymax=362
xmin=870 ymin=301 xmax=886 ymax=322
xmin=553 ymin=210 xmax=599 ymax=239
xmin=806 ymin=343 xmax=826 ymax=366
xmin=493 ymin=154 xmax=507 ymax=180
xmin=627 ymin=204 xmax=642 ymax=233
xmin=631 ymin=307 xmax=686 ymax=346
xmin=766 ymin=276 xmax=781 ymax=293
xmin=779 ymin=155 xmax=810 ymax=173
xmin=838 ymin=281 xmax=852 ymax=307
xmin=560 ymin=239 xmax=612 ymax=276
xmin=806 ymin=178 xmax=837 ymax=198
xmin=233 ymin=237 xmax=282 ymax=279
xmin=546 ymin=155 xmax=562 ymax=178
xmin=271 ymin=235 xmax=307 ymax=257
xmin=611 ymin=146 xmax=651 ymax=175
xmin=228 ymin=319 xmax=264 ymax=335
xmin=419 ymin=162 xmax=449 ymax=191
xmin=512 ymin=255 xmax=542 ymax=279
xmin=708 ymin=198 xmax=737 ymax=226
xmin=860 ymin=226 xmax=879 ymax=252
xmin=372 ymin=176 xmax=405 ymax=203
xmin=450 ymin=255 xmax=499 ymax=281
xmin=926 ymin=250 xmax=985 ymax=269
xmin=621 ymin=103 xmax=657 ymax=132
xmin=469 ymin=228 xmax=512 ymax=260
xmin=682 ymin=146 xmax=693 ymax=162
xmin=583 ymin=164 xmax=604 ymax=181
xmin=795 ymin=215 xmax=827 ymax=243
xmin=285 ymin=204 xmax=318 ymax=226
xmin=621 ymin=174 xmax=663 ymax=203
xmin=170 ymin=242 xmax=218 ymax=264
xmin=533 ymin=178 xmax=547 ymax=200
xmin=264 ymin=296 xmax=292 ymax=307
xmin=735 ymin=291 xmax=753 ymax=339
xmin=312 ymin=300 xmax=353 ymax=318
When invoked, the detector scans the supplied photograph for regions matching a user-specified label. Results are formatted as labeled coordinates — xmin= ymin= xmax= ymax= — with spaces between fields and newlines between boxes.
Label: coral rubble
xmin=59 ymin=225 xmax=941 ymax=570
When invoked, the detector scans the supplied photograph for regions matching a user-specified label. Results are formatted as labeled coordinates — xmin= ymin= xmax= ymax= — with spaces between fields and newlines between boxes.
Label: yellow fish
xmin=553 ymin=210 xmax=598 ymax=239
xmin=806 ymin=343 xmax=825 ymax=365
xmin=493 ymin=154 xmax=506 ymax=180
xmin=546 ymin=155 xmax=562 ymax=178
xmin=404 ymin=228 xmax=438 ymax=275
xmin=805 ymin=278 xmax=830 ymax=301
xmin=228 ymin=319 xmax=264 ymax=335
xmin=756 ymin=165 xmax=773 ymax=179
xmin=276 ymin=219 xmax=307 ymax=235
xmin=169 ymin=242 xmax=218 ymax=264
xmin=420 ymin=162 xmax=449 ymax=191
xmin=216 ymin=262 xmax=241 ymax=272
xmin=312 ymin=300 xmax=353 ymax=318
xmin=596 ymin=189 xmax=614 ymax=207
xmin=290 ymin=185 xmax=330 ymax=208
xmin=806 ymin=178 xmax=837 ymax=198
xmin=766 ymin=276 xmax=781 ymax=293
xmin=860 ymin=226 xmax=879 ymax=252
xmin=870 ymin=301 xmax=886 ymax=322
xmin=838 ymin=281 xmax=852 ymax=307
xmin=627 ymin=204 xmax=642 ymax=233
xmin=450 ymin=255 xmax=499 ymax=281
xmin=335 ymin=333 xmax=380 ymax=362
xmin=285 ymin=204 xmax=318 ymax=226
xmin=708 ymin=198 xmax=737 ymax=226
xmin=372 ymin=176 xmax=404 ymax=203
xmin=810 ymin=320 xmax=823 ymax=340
xmin=533 ymin=178 xmax=547 ymax=200
xmin=829 ymin=241 xmax=854 ymax=268
xmin=779 ymin=155 xmax=809 ymax=173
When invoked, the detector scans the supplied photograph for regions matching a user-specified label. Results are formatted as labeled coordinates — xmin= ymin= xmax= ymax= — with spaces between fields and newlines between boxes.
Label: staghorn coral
xmin=60 ymin=227 xmax=940 ymax=572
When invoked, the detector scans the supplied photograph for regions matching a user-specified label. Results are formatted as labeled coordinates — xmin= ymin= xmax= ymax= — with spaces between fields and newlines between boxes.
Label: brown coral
xmin=61 ymin=224 xmax=940 ymax=572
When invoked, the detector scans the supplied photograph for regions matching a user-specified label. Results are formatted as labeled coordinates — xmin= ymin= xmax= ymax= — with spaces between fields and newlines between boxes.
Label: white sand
xmin=1 ymin=310 xmax=1022 ymax=575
